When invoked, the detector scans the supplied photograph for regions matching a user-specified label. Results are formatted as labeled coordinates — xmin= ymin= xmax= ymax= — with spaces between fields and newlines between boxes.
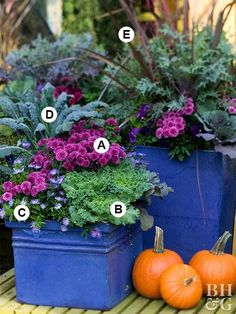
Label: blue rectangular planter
xmin=136 ymin=146 xmax=236 ymax=262
xmin=5 ymin=220 xmax=142 ymax=310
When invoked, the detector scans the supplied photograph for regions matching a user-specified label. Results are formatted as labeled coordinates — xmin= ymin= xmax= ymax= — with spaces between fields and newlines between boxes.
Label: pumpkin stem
xmin=184 ymin=276 xmax=195 ymax=286
xmin=210 ymin=231 xmax=231 ymax=255
xmin=153 ymin=226 xmax=164 ymax=253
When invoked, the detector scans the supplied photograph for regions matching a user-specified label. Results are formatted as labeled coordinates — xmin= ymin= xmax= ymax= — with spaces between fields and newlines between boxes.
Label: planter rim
xmin=5 ymin=219 xmax=122 ymax=233
xmin=135 ymin=145 xmax=218 ymax=155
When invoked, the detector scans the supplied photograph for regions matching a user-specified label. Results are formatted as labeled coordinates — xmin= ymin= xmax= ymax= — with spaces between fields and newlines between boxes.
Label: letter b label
xmin=110 ymin=201 xmax=126 ymax=218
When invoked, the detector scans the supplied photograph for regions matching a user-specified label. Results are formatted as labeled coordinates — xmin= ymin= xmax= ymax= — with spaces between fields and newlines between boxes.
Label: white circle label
xmin=41 ymin=107 xmax=58 ymax=123
xmin=14 ymin=205 xmax=30 ymax=221
xmin=94 ymin=137 xmax=110 ymax=154
xmin=118 ymin=26 xmax=135 ymax=43
xmin=110 ymin=201 xmax=127 ymax=218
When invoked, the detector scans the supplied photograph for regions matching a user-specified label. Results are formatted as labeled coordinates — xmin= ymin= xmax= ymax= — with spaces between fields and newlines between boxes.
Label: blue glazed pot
xmin=136 ymin=146 xmax=236 ymax=262
xmin=5 ymin=220 xmax=142 ymax=310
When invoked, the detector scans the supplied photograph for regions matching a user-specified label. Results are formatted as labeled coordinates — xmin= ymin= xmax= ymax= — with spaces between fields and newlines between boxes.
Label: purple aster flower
xmin=59 ymin=190 xmax=65 ymax=196
xmin=61 ymin=225 xmax=67 ymax=232
xmin=62 ymin=217 xmax=70 ymax=226
xmin=90 ymin=227 xmax=102 ymax=239
xmin=40 ymin=203 xmax=47 ymax=209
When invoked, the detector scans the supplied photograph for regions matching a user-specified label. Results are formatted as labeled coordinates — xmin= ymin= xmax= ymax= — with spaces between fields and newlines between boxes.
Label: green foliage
xmin=62 ymin=0 xmax=99 ymax=36
xmin=4 ymin=33 xmax=104 ymax=100
xmin=0 ymin=83 xmax=109 ymax=157
xmin=104 ymin=25 xmax=234 ymax=113
xmin=102 ymin=25 xmax=235 ymax=160
xmin=62 ymin=160 xmax=170 ymax=228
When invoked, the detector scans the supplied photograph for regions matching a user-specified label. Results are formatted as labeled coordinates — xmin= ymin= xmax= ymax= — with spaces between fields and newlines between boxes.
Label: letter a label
xmin=94 ymin=137 xmax=110 ymax=154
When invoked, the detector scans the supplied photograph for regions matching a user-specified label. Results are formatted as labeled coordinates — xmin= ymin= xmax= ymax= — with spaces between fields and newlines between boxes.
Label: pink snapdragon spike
xmin=155 ymin=97 xmax=195 ymax=139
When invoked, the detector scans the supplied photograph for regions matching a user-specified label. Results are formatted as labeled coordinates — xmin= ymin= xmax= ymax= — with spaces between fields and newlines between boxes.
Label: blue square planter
xmin=136 ymin=146 xmax=236 ymax=262
xmin=5 ymin=220 xmax=142 ymax=310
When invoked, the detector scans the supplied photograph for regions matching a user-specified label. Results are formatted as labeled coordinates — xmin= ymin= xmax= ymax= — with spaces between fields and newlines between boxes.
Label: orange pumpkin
xmin=132 ymin=226 xmax=183 ymax=299
xmin=189 ymin=231 xmax=236 ymax=296
xmin=160 ymin=264 xmax=203 ymax=309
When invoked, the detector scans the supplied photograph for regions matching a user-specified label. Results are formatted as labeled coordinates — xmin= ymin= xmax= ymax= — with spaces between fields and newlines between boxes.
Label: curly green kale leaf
xmin=62 ymin=161 xmax=156 ymax=227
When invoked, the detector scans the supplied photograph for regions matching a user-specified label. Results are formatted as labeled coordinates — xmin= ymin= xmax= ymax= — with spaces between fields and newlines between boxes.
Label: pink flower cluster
xmin=155 ymin=98 xmax=195 ymax=139
xmin=227 ymin=98 xmax=236 ymax=115
xmin=0 ymin=120 xmax=125 ymax=203
xmin=2 ymin=172 xmax=48 ymax=202
xmin=38 ymin=120 xmax=126 ymax=171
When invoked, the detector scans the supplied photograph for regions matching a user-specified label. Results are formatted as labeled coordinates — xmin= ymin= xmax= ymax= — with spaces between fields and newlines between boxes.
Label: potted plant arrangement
xmin=0 ymin=103 xmax=171 ymax=309
xmin=99 ymin=4 xmax=236 ymax=262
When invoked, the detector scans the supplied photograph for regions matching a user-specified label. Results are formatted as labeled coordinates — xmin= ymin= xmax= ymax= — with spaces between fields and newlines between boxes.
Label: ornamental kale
xmin=62 ymin=160 xmax=171 ymax=229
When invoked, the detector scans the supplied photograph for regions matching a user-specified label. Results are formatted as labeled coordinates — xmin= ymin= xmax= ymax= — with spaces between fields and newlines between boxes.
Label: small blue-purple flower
xmin=61 ymin=225 xmax=67 ymax=232
xmin=90 ymin=227 xmax=102 ymax=239
xmin=62 ymin=217 xmax=70 ymax=226
xmin=13 ymin=165 xmax=24 ymax=174
xmin=40 ymin=203 xmax=47 ymax=209
xmin=22 ymin=141 xmax=31 ymax=149
xmin=55 ymin=196 xmax=65 ymax=202
xmin=50 ymin=169 xmax=60 ymax=176
xmin=20 ymin=199 xmax=27 ymax=206
xmin=30 ymin=222 xmax=41 ymax=233
xmin=57 ymin=176 xmax=65 ymax=184
xmin=37 ymin=83 xmax=44 ymax=94
xmin=136 ymin=104 xmax=150 ymax=120
xmin=54 ymin=203 xmax=62 ymax=210
xmin=30 ymin=199 xmax=40 ymax=205
xmin=0 ymin=209 xmax=6 ymax=219
xmin=129 ymin=128 xmax=140 ymax=144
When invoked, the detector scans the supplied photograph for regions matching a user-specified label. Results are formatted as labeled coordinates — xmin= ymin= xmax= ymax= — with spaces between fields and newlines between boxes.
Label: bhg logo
xmin=205 ymin=284 xmax=232 ymax=311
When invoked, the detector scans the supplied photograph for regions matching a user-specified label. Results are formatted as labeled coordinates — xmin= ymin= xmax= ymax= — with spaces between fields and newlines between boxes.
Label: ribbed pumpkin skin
xmin=132 ymin=248 xmax=183 ymax=299
xmin=160 ymin=264 xmax=203 ymax=309
xmin=189 ymin=251 xmax=236 ymax=296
